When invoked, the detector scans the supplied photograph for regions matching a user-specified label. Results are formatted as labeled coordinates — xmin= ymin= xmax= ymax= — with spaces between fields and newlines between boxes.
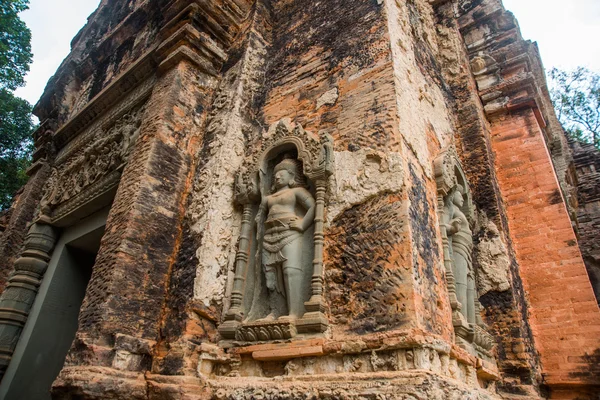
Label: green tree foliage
xmin=550 ymin=67 xmax=600 ymax=149
xmin=0 ymin=0 xmax=34 ymax=210
xmin=0 ymin=88 xmax=33 ymax=210
xmin=0 ymin=0 xmax=32 ymax=91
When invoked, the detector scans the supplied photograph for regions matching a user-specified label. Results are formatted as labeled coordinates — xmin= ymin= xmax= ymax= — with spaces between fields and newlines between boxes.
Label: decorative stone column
xmin=296 ymin=178 xmax=330 ymax=333
xmin=219 ymin=171 xmax=260 ymax=338
xmin=0 ymin=222 xmax=57 ymax=379
xmin=0 ymin=124 xmax=55 ymax=292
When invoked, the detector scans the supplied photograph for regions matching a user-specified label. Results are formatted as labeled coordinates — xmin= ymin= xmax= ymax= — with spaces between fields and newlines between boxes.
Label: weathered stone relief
xmin=384 ymin=0 xmax=455 ymax=177
xmin=474 ymin=212 xmax=511 ymax=296
xmin=203 ymin=341 xmax=498 ymax=399
xmin=39 ymin=105 xmax=145 ymax=223
xmin=190 ymin=30 xmax=269 ymax=309
xmin=257 ymin=158 xmax=316 ymax=320
xmin=219 ymin=120 xmax=334 ymax=341
xmin=444 ymin=186 xmax=475 ymax=323
xmin=327 ymin=150 xmax=404 ymax=226
xmin=434 ymin=145 xmax=496 ymax=362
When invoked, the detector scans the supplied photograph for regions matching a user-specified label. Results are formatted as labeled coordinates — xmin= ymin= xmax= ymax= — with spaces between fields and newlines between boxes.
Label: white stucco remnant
xmin=190 ymin=112 xmax=244 ymax=307
xmin=316 ymin=87 xmax=339 ymax=110
xmin=327 ymin=149 xmax=405 ymax=225
xmin=475 ymin=214 xmax=511 ymax=295
xmin=384 ymin=0 xmax=455 ymax=177
xmin=112 ymin=350 xmax=144 ymax=371
xmin=191 ymin=38 xmax=268 ymax=307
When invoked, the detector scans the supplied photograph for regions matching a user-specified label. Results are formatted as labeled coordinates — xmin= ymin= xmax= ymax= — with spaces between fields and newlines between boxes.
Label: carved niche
xmin=219 ymin=120 xmax=334 ymax=342
xmin=434 ymin=145 xmax=495 ymax=362
xmin=40 ymin=106 xmax=145 ymax=224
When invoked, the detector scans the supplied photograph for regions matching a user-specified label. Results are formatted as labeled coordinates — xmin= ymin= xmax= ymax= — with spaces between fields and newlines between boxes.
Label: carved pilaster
xmin=296 ymin=180 xmax=328 ymax=333
xmin=0 ymin=223 xmax=57 ymax=378
xmin=220 ymin=171 xmax=259 ymax=339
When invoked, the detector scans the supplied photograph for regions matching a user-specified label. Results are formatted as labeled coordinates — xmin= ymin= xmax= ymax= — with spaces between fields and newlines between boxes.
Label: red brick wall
xmin=490 ymin=108 xmax=600 ymax=391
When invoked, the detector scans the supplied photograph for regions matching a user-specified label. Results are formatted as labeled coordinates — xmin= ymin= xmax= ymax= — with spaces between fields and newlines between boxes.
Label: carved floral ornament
xmin=220 ymin=120 xmax=334 ymax=342
xmin=39 ymin=106 xmax=145 ymax=222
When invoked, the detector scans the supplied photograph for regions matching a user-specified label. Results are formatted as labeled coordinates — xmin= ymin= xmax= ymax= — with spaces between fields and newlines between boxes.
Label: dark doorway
xmin=0 ymin=214 xmax=105 ymax=400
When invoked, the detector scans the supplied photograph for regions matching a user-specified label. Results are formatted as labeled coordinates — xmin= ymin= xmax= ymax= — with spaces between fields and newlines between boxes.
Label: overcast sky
xmin=14 ymin=0 xmax=600 ymax=106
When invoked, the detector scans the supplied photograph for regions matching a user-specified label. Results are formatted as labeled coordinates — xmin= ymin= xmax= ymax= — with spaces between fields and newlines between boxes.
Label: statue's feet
xmin=255 ymin=313 xmax=277 ymax=323
xmin=278 ymin=315 xmax=297 ymax=323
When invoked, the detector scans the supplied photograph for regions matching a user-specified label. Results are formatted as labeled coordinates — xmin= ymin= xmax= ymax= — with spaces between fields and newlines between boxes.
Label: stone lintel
xmin=252 ymin=345 xmax=325 ymax=361
xmin=230 ymin=339 xmax=325 ymax=356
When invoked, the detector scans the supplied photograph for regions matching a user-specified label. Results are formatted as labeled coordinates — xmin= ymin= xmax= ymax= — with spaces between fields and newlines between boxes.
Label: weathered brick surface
xmin=70 ymin=61 xmax=211 ymax=365
xmin=34 ymin=0 xmax=163 ymax=125
xmin=570 ymin=140 xmax=600 ymax=306
xmin=434 ymin=2 xmax=544 ymax=395
xmin=325 ymin=194 xmax=411 ymax=334
xmin=3 ymin=0 xmax=599 ymax=398
xmin=259 ymin=0 xmax=400 ymax=152
xmin=490 ymin=108 xmax=600 ymax=389
xmin=258 ymin=0 xmax=455 ymax=343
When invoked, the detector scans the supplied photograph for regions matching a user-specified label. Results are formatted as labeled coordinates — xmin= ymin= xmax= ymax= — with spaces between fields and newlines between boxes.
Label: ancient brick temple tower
xmin=0 ymin=0 xmax=599 ymax=399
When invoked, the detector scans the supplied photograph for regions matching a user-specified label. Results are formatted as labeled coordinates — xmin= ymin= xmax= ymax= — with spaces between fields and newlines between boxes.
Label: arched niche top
xmin=257 ymin=119 xmax=334 ymax=181
xmin=234 ymin=119 xmax=334 ymax=206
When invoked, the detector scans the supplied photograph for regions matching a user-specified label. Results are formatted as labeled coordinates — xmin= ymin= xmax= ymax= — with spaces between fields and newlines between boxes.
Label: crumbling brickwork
xmin=0 ymin=0 xmax=598 ymax=399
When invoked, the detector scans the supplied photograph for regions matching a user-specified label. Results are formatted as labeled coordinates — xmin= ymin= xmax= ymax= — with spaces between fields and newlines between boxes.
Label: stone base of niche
xmin=235 ymin=320 xmax=298 ymax=342
xmin=220 ymin=311 xmax=329 ymax=343
xmin=202 ymin=333 xmax=503 ymax=398
xmin=52 ymin=340 xmax=506 ymax=400
xmin=453 ymin=315 xmax=496 ymax=365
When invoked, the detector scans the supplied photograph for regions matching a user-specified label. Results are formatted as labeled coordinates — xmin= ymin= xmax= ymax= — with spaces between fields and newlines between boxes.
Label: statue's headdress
xmin=445 ymin=183 xmax=465 ymax=208
xmin=271 ymin=157 xmax=306 ymax=190
xmin=274 ymin=158 xmax=299 ymax=176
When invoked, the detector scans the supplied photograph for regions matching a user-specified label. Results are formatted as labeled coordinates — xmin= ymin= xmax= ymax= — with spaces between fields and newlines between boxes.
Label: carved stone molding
xmin=219 ymin=120 xmax=334 ymax=342
xmin=201 ymin=340 xmax=500 ymax=398
xmin=235 ymin=320 xmax=297 ymax=342
xmin=40 ymin=105 xmax=145 ymax=225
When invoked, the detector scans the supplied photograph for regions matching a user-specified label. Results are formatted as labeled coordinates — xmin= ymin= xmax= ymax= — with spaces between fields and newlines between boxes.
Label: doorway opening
xmin=0 ymin=210 xmax=107 ymax=400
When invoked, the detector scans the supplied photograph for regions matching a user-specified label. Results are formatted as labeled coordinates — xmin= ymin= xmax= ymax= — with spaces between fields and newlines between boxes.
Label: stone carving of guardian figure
xmin=434 ymin=145 xmax=496 ymax=361
xmin=219 ymin=120 xmax=333 ymax=342
xmin=444 ymin=185 xmax=476 ymax=324
xmin=258 ymin=158 xmax=315 ymax=321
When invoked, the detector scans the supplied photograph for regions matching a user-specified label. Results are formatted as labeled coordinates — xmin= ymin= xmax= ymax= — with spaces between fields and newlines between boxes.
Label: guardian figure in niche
xmin=434 ymin=145 xmax=495 ymax=362
xmin=219 ymin=120 xmax=333 ymax=341
xmin=258 ymin=158 xmax=315 ymax=321
xmin=444 ymin=184 xmax=475 ymax=324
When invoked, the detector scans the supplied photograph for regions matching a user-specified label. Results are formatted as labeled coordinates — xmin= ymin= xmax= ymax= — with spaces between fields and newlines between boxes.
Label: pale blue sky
xmin=15 ymin=0 xmax=600 ymax=106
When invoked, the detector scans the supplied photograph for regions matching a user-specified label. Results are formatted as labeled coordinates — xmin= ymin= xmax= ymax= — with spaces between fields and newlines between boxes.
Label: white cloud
xmin=504 ymin=0 xmax=600 ymax=72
